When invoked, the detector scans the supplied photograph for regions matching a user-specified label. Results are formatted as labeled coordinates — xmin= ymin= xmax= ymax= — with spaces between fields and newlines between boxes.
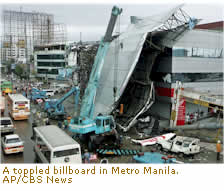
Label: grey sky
xmin=0 ymin=3 xmax=223 ymax=41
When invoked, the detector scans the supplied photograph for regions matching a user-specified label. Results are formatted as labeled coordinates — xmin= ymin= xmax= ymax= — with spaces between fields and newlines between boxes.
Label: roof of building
xmin=195 ymin=21 xmax=223 ymax=30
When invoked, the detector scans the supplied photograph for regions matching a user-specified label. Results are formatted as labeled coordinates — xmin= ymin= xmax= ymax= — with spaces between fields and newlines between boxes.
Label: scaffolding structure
xmin=1 ymin=9 xmax=66 ymax=65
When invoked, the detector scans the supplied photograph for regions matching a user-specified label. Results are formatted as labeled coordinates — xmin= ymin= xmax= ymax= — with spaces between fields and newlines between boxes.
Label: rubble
xmin=76 ymin=43 xmax=99 ymax=98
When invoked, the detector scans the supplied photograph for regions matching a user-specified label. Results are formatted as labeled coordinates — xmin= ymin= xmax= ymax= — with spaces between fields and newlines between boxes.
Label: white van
xmin=34 ymin=125 xmax=82 ymax=163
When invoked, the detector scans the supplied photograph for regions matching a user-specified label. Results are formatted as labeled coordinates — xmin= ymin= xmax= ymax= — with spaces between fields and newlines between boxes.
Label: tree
xmin=14 ymin=64 xmax=24 ymax=77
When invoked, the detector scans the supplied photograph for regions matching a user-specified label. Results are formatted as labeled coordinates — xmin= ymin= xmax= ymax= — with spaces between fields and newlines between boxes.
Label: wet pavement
xmin=1 ymin=103 xmax=35 ymax=163
xmin=1 ymin=78 xmax=223 ymax=164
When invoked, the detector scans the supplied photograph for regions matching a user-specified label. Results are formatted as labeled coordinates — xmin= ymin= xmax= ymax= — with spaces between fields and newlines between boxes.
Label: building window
xmin=37 ymin=54 xmax=65 ymax=60
xmin=173 ymin=47 xmax=223 ymax=58
xmin=151 ymin=72 xmax=223 ymax=83
xmin=37 ymin=62 xmax=66 ymax=67
xmin=37 ymin=68 xmax=59 ymax=75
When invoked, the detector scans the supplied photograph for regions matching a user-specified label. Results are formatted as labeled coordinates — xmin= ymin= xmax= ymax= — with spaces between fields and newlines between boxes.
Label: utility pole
xmin=24 ymin=17 xmax=29 ymax=80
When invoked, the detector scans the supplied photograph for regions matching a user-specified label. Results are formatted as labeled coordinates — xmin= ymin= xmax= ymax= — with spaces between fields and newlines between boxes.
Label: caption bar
xmin=0 ymin=165 xmax=179 ymax=184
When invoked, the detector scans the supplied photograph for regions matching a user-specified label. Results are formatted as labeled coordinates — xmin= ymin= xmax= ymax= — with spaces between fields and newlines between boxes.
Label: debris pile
xmin=76 ymin=43 xmax=99 ymax=98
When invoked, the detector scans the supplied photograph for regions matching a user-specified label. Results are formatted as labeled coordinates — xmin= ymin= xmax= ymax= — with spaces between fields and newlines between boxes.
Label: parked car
xmin=157 ymin=136 xmax=200 ymax=156
xmin=50 ymin=83 xmax=70 ymax=93
xmin=50 ymin=87 xmax=63 ymax=94
xmin=1 ymin=134 xmax=24 ymax=154
xmin=42 ymin=89 xmax=56 ymax=97
xmin=0 ymin=117 xmax=15 ymax=134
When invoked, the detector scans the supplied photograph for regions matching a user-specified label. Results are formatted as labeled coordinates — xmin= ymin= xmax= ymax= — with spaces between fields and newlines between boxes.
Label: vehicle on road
xmin=50 ymin=83 xmax=70 ymax=93
xmin=157 ymin=135 xmax=200 ymax=156
xmin=8 ymin=94 xmax=30 ymax=120
xmin=30 ymin=88 xmax=48 ymax=102
xmin=44 ymin=86 xmax=80 ymax=119
xmin=1 ymin=134 xmax=24 ymax=154
xmin=1 ymin=81 xmax=13 ymax=95
xmin=69 ymin=6 xmax=122 ymax=151
xmin=42 ymin=89 xmax=56 ymax=97
xmin=0 ymin=95 xmax=5 ymax=114
xmin=0 ymin=117 xmax=14 ymax=134
xmin=34 ymin=125 xmax=82 ymax=163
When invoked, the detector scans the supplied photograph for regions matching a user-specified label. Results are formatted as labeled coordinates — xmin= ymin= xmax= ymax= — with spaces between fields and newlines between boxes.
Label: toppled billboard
xmin=93 ymin=5 xmax=199 ymax=131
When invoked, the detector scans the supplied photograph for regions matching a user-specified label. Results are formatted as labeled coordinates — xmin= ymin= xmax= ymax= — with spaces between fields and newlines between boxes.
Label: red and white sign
xmin=131 ymin=133 xmax=176 ymax=147
xmin=176 ymin=98 xmax=186 ymax=126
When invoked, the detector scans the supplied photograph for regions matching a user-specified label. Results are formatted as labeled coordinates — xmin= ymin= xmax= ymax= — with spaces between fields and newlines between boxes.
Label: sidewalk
xmin=199 ymin=142 xmax=223 ymax=155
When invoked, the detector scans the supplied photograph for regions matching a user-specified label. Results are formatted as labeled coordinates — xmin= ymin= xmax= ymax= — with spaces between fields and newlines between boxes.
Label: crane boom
xmin=80 ymin=6 xmax=122 ymax=119
xmin=44 ymin=87 xmax=80 ymax=119
xmin=55 ymin=86 xmax=79 ymax=108
xmin=69 ymin=5 xmax=122 ymax=140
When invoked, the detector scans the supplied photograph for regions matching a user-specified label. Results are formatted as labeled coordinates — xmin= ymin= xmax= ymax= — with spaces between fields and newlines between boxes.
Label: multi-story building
xmin=34 ymin=43 xmax=76 ymax=79
xmin=1 ymin=10 xmax=66 ymax=66
xmin=149 ymin=28 xmax=223 ymax=123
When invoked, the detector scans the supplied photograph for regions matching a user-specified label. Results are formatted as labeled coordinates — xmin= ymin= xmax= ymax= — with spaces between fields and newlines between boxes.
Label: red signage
xmin=176 ymin=98 xmax=186 ymax=126
xmin=155 ymin=87 xmax=174 ymax=97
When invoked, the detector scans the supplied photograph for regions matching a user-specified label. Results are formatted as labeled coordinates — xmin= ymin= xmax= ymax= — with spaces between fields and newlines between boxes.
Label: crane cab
xmin=94 ymin=115 xmax=115 ymax=134
xmin=69 ymin=115 xmax=115 ymax=135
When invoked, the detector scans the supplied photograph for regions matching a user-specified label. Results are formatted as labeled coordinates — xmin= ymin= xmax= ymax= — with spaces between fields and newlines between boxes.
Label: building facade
xmin=34 ymin=43 xmax=77 ymax=79
xmin=150 ymin=29 xmax=223 ymax=124
xmin=1 ymin=10 xmax=66 ymax=66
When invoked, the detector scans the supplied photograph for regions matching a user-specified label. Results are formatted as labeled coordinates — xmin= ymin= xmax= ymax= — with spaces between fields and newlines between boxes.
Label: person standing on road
xmin=63 ymin=119 xmax=68 ymax=130
xmin=58 ymin=121 xmax=62 ymax=129
xmin=216 ymin=140 xmax=222 ymax=161
xmin=31 ymin=120 xmax=37 ymax=140
xmin=84 ymin=149 xmax=90 ymax=163
xmin=45 ymin=118 xmax=50 ymax=125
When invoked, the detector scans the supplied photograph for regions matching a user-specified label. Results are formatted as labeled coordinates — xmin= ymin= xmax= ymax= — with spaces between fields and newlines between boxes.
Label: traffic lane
xmin=14 ymin=119 xmax=35 ymax=163
xmin=1 ymin=120 xmax=35 ymax=163
xmin=1 ymin=104 xmax=35 ymax=163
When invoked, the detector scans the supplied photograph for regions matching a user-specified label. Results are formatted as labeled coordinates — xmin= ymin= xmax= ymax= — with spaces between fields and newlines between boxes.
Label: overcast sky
xmin=0 ymin=3 xmax=223 ymax=41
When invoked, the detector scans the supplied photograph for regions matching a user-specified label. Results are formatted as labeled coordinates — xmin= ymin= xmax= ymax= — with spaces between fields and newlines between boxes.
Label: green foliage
xmin=14 ymin=64 xmax=24 ymax=76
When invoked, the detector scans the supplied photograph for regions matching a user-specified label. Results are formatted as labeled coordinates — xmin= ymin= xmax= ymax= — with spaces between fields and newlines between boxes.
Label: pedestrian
xmin=36 ymin=112 xmax=41 ymax=120
xmin=194 ymin=112 xmax=198 ymax=122
xmin=63 ymin=119 xmax=68 ymax=130
xmin=190 ymin=113 xmax=194 ymax=123
xmin=58 ymin=121 xmax=62 ymax=129
xmin=67 ymin=116 xmax=72 ymax=123
xmin=186 ymin=113 xmax=190 ymax=124
xmin=31 ymin=120 xmax=37 ymax=140
xmin=216 ymin=140 xmax=222 ymax=161
xmin=45 ymin=118 xmax=50 ymax=125
xmin=84 ymin=149 xmax=90 ymax=163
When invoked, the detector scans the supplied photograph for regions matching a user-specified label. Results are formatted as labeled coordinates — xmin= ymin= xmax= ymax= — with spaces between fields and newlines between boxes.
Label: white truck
xmin=157 ymin=135 xmax=200 ymax=156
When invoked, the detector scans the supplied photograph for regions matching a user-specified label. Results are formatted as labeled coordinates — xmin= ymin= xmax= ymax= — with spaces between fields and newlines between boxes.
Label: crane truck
xmin=68 ymin=6 xmax=122 ymax=150
xmin=44 ymin=86 xmax=80 ymax=119
xmin=30 ymin=88 xmax=48 ymax=101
